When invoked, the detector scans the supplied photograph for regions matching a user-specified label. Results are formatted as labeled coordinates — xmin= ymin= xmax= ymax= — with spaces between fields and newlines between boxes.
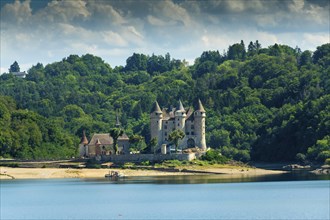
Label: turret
xmin=115 ymin=111 xmax=121 ymax=128
xmin=194 ymin=99 xmax=206 ymax=150
xmin=150 ymin=101 xmax=163 ymax=148
xmin=175 ymin=100 xmax=186 ymax=131
xmin=79 ymin=130 xmax=89 ymax=157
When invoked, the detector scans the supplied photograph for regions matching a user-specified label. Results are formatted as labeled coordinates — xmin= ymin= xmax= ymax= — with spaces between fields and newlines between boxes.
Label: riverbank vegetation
xmin=0 ymin=42 xmax=329 ymax=163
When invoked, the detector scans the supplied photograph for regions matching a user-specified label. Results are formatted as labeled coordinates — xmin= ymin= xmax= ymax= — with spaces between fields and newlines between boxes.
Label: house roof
xmin=151 ymin=101 xmax=162 ymax=113
xmin=12 ymin=71 xmax=27 ymax=78
xmin=80 ymin=131 xmax=89 ymax=145
xmin=88 ymin=133 xmax=129 ymax=146
xmin=196 ymin=99 xmax=206 ymax=112
xmin=185 ymin=108 xmax=194 ymax=121
xmin=176 ymin=100 xmax=185 ymax=112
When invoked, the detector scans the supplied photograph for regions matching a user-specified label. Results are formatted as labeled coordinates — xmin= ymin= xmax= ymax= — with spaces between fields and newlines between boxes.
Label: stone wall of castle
xmin=101 ymin=152 xmax=198 ymax=163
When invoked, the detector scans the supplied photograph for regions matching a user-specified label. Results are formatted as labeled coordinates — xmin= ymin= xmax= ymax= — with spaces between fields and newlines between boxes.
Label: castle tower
xmin=79 ymin=130 xmax=89 ymax=157
xmin=150 ymin=101 xmax=163 ymax=147
xmin=175 ymin=100 xmax=186 ymax=131
xmin=194 ymin=99 xmax=206 ymax=151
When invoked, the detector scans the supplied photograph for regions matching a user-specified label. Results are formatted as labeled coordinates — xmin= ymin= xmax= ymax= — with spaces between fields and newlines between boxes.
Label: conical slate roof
xmin=115 ymin=112 xmax=121 ymax=127
xmin=196 ymin=99 xmax=206 ymax=112
xmin=80 ymin=130 xmax=89 ymax=145
xmin=151 ymin=101 xmax=162 ymax=113
xmin=176 ymin=100 xmax=185 ymax=112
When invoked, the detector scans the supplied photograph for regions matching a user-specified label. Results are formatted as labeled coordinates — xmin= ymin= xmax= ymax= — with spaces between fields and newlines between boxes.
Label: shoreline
xmin=0 ymin=166 xmax=286 ymax=180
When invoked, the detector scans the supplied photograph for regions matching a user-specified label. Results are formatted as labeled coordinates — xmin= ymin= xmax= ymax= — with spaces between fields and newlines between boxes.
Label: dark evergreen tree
xmin=9 ymin=61 xmax=20 ymax=73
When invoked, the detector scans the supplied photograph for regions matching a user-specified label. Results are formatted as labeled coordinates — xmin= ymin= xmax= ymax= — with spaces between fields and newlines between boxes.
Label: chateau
xmin=78 ymin=100 xmax=206 ymax=159
xmin=150 ymin=100 xmax=206 ymax=152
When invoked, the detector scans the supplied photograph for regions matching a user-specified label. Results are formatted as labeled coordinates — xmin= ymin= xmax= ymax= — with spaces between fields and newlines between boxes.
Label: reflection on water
xmin=86 ymin=171 xmax=330 ymax=184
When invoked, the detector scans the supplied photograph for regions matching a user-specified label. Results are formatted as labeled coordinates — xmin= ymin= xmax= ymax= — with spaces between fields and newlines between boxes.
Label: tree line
xmin=0 ymin=41 xmax=329 ymax=163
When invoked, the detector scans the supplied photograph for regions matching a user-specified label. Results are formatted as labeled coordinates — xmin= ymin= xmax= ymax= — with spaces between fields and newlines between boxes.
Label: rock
xmin=282 ymin=164 xmax=311 ymax=170
xmin=310 ymin=168 xmax=330 ymax=174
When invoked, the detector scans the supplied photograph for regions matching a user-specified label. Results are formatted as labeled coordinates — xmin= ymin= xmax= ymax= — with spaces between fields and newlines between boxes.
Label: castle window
xmin=166 ymin=121 xmax=168 ymax=124
xmin=191 ymin=132 xmax=194 ymax=135
xmin=164 ymin=125 xmax=167 ymax=129
xmin=165 ymin=132 xmax=167 ymax=136
xmin=178 ymin=123 xmax=180 ymax=126
xmin=191 ymin=125 xmax=194 ymax=129
xmin=186 ymin=132 xmax=189 ymax=135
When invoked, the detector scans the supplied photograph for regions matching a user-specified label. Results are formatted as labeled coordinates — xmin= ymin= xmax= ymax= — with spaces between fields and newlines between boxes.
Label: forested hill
xmin=0 ymin=42 xmax=329 ymax=163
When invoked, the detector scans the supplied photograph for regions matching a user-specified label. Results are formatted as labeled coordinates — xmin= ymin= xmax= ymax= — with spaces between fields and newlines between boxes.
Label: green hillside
xmin=0 ymin=41 xmax=329 ymax=163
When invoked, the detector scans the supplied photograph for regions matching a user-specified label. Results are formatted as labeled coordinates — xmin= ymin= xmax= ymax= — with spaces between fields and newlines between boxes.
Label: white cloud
xmin=37 ymin=0 xmax=90 ymax=23
xmin=0 ymin=0 xmax=32 ymax=25
xmin=102 ymin=31 xmax=127 ymax=47
xmin=302 ymin=33 xmax=330 ymax=49
xmin=289 ymin=0 xmax=305 ymax=12
xmin=147 ymin=15 xmax=169 ymax=26
xmin=151 ymin=0 xmax=192 ymax=27
xmin=127 ymin=26 xmax=143 ymax=39
xmin=86 ymin=1 xmax=126 ymax=25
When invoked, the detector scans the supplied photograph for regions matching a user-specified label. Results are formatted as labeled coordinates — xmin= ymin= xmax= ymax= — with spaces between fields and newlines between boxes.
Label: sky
xmin=1 ymin=0 xmax=329 ymax=74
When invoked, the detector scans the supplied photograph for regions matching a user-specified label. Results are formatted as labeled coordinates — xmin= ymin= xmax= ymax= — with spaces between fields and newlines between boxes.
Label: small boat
xmin=105 ymin=171 xmax=125 ymax=178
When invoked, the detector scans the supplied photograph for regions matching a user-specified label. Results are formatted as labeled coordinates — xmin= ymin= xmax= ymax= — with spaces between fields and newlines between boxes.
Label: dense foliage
xmin=0 ymin=42 xmax=329 ymax=162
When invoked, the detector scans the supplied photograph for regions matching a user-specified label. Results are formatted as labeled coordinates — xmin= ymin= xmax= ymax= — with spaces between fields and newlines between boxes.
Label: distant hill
xmin=0 ymin=42 xmax=329 ymax=163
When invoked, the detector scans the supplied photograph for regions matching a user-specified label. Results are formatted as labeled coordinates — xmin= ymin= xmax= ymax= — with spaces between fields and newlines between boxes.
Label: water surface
xmin=1 ymin=173 xmax=329 ymax=220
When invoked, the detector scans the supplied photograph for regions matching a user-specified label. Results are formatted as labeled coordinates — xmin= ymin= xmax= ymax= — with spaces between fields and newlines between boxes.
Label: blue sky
xmin=1 ymin=0 xmax=329 ymax=73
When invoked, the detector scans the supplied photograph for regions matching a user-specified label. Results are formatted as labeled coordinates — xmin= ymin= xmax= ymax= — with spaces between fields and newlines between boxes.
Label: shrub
xmin=325 ymin=158 xmax=330 ymax=165
xmin=202 ymin=149 xmax=228 ymax=164
xmin=295 ymin=153 xmax=307 ymax=164
xmin=234 ymin=150 xmax=251 ymax=163
xmin=140 ymin=160 xmax=150 ymax=166
xmin=123 ymin=162 xmax=136 ymax=169
xmin=85 ymin=160 xmax=101 ymax=169
xmin=162 ymin=160 xmax=183 ymax=167
xmin=317 ymin=151 xmax=330 ymax=162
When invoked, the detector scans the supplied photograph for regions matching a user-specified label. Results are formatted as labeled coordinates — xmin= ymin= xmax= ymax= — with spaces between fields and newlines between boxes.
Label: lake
xmin=1 ymin=173 xmax=329 ymax=220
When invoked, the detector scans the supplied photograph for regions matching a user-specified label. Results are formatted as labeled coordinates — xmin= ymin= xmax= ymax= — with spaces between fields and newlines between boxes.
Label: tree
xmin=227 ymin=41 xmax=246 ymax=60
xmin=125 ymin=53 xmax=148 ymax=71
xmin=299 ymin=50 xmax=312 ymax=67
xmin=150 ymin=137 xmax=157 ymax=154
xmin=268 ymin=43 xmax=281 ymax=56
xmin=9 ymin=61 xmax=20 ymax=73
xmin=312 ymin=43 xmax=330 ymax=65
xmin=248 ymin=41 xmax=256 ymax=57
xmin=168 ymin=129 xmax=185 ymax=153
xmin=109 ymin=128 xmax=124 ymax=155
xmin=129 ymin=134 xmax=146 ymax=153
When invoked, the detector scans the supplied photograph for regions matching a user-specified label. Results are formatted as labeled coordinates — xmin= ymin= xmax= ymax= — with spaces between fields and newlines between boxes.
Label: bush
xmin=85 ymin=160 xmax=101 ymax=169
xmin=234 ymin=150 xmax=251 ymax=163
xmin=317 ymin=151 xmax=330 ymax=162
xmin=1 ymin=162 xmax=19 ymax=168
xmin=295 ymin=153 xmax=307 ymax=164
xmin=162 ymin=160 xmax=183 ymax=167
xmin=122 ymin=162 xmax=136 ymax=169
xmin=140 ymin=160 xmax=150 ymax=166
xmin=202 ymin=149 xmax=228 ymax=164
xmin=325 ymin=158 xmax=330 ymax=165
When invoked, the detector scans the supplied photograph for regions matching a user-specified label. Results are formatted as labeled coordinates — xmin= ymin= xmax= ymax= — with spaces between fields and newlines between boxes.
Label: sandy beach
xmin=0 ymin=166 xmax=285 ymax=180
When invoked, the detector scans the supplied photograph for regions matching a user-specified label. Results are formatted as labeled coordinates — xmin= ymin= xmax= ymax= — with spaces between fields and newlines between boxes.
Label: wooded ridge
xmin=0 ymin=41 xmax=329 ymax=163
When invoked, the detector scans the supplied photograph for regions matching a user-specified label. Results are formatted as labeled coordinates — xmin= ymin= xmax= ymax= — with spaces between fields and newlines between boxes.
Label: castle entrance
xmin=187 ymin=138 xmax=195 ymax=148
